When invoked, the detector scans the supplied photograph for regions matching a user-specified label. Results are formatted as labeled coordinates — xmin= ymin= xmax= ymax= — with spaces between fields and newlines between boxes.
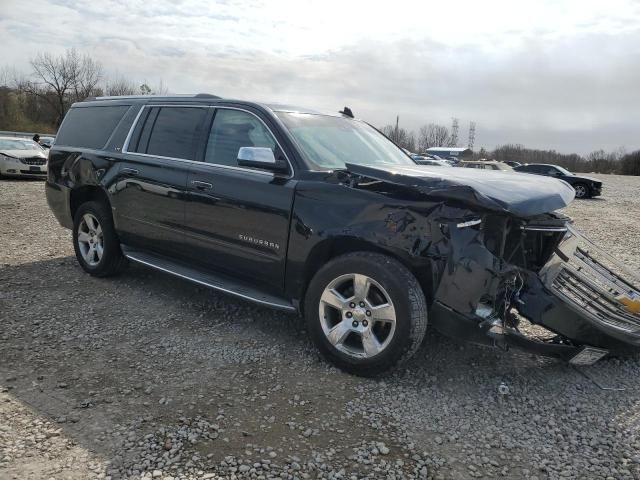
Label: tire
xmin=304 ymin=252 xmax=428 ymax=376
xmin=72 ymin=200 xmax=127 ymax=277
xmin=573 ymin=183 xmax=590 ymax=199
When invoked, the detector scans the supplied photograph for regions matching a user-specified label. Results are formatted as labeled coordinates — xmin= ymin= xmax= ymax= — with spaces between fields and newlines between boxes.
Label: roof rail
xmin=91 ymin=93 xmax=222 ymax=101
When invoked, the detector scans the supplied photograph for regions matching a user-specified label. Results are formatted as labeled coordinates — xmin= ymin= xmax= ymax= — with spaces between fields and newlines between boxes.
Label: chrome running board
xmin=121 ymin=246 xmax=296 ymax=312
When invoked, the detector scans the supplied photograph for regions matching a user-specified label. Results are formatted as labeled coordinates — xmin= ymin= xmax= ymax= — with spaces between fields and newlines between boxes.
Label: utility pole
xmin=395 ymin=115 xmax=399 ymax=143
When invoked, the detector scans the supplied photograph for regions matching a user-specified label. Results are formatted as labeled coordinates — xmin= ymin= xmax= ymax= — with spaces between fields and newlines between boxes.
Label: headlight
xmin=0 ymin=153 xmax=20 ymax=164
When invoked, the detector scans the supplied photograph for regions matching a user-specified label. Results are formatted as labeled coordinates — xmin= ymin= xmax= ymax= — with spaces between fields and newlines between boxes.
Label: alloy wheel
xmin=77 ymin=213 xmax=104 ymax=266
xmin=318 ymin=273 xmax=397 ymax=359
xmin=574 ymin=184 xmax=587 ymax=198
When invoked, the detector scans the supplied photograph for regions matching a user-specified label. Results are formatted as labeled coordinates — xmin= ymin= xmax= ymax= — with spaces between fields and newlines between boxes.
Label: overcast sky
xmin=1 ymin=0 xmax=639 ymax=154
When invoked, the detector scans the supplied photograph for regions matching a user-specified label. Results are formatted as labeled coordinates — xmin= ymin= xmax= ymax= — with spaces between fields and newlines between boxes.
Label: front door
xmin=183 ymin=108 xmax=296 ymax=294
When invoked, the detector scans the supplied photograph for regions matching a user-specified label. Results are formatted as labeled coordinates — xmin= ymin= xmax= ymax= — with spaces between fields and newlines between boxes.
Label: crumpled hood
xmin=345 ymin=163 xmax=575 ymax=217
xmin=0 ymin=149 xmax=47 ymax=159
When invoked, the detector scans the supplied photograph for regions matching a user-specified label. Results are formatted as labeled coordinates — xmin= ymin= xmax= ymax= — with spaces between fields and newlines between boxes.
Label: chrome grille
xmin=20 ymin=157 xmax=46 ymax=166
xmin=541 ymin=227 xmax=640 ymax=334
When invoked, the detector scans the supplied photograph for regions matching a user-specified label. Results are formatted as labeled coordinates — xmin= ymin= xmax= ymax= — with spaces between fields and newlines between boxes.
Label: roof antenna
xmin=339 ymin=106 xmax=354 ymax=118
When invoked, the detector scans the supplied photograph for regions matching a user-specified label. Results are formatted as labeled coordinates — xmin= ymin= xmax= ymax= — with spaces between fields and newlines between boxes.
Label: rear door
xmin=182 ymin=107 xmax=296 ymax=294
xmin=112 ymin=105 xmax=208 ymax=258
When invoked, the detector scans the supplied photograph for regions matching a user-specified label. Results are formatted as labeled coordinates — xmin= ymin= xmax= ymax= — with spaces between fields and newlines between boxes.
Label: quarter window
xmin=56 ymin=105 xmax=130 ymax=149
xmin=205 ymin=109 xmax=276 ymax=166
xmin=132 ymin=107 xmax=207 ymax=160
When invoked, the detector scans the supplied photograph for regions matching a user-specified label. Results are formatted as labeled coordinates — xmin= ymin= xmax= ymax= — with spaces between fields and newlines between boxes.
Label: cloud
xmin=1 ymin=0 xmax=639 ymax=154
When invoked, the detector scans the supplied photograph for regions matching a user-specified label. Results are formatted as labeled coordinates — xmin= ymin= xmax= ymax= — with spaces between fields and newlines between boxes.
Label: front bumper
xmin=523 ymin=226 xmax=640 ymax=348
xmin=432 ymin=223 xmax=640 ymax=363
xmin=0 ymin=162 xmax=47 ymax=177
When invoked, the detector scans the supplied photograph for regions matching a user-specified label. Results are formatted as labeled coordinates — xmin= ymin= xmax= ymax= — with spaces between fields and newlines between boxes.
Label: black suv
xmin=46 ymin=95 xmax=639 ymax=375
xmin=514 ymin=163 xmax=603 ymax=199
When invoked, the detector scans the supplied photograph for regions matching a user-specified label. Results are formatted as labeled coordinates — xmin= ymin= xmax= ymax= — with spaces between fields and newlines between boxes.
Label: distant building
xmin=424 ymin=147 xmax=472 ymax=159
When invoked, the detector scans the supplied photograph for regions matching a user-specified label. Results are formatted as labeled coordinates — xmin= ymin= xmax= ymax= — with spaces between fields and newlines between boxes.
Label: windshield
xmin=276 ymin=112 xmax=414 ymax=170
xmin=0 ymin=139 xmax=42 ymax=150
xmin=554 ymin=165 xmax=573 ymax=176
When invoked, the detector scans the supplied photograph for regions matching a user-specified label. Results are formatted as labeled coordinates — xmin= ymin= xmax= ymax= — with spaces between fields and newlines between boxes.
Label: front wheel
xmin=573 ymin=183 xmax=590 ymax=199
xmin=72 ymin=201 xmax=127 ymax=277
xmin=304 ymin=252 xmax=428 ymax=376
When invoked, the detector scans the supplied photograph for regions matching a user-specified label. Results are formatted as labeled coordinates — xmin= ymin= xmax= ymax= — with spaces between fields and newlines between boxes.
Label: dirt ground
xmin=1 ymin=174 xmax=639 ymax=480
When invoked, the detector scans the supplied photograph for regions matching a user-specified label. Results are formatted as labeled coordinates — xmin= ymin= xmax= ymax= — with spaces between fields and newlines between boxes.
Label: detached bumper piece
xmin=540 ymin=226 xmax=640 ymax=344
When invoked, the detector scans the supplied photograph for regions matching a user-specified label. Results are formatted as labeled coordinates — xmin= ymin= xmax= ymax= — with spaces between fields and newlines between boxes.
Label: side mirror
xmin=237 ymin=147 xmax=288 ymax=173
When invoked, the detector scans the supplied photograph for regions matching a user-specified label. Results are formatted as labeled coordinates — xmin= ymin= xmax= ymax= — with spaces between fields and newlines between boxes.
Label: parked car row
xmin=404 ymin=151 xmax=603 ymax=199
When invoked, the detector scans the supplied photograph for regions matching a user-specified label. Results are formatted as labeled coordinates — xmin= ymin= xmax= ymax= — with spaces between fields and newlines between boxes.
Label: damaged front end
xmin=431 ymin=214 xmax=640 ymax=365
xmin=339 ymin=162 xmax=639 ymax=365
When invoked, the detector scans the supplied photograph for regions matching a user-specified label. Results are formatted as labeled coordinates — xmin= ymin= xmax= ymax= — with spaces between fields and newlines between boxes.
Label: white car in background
xmin=0 ymin=137 xmax=48 ymax=178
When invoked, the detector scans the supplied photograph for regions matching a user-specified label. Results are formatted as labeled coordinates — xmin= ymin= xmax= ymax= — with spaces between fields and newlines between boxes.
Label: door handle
xmin=192 ymin=180 xmax=213 ymax=190
xmin=121 ymin=168 xmax=139 ymax=176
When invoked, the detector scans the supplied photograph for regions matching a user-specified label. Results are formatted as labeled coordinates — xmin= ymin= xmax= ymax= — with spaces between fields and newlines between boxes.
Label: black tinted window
xmin=136 ymin=107 xmax=207 ymax=160
xmin=56 ymin=105 xmax=130 ymax=149
xmin=205 ymin=109 xmax=276 ymax=166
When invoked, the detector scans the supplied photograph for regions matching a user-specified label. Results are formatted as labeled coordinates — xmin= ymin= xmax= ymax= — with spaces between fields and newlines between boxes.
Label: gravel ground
xmin=1 ymin=174 xmax=639 ymax=480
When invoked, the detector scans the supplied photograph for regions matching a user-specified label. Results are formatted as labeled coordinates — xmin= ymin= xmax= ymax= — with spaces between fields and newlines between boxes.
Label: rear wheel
xmin=573 ymin=183 xmax=590 ymax=199
xmin=72 ymin=201 xmax=127 ymax=277
xmin=304 ymin=252 xmax=428 ymax=376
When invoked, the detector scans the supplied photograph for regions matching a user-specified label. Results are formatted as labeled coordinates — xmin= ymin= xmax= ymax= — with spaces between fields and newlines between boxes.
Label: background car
xmin=514 ymin=163 xmax=602 ymax=198
xmin=458 ymin=160 xmax=513 ymax=171
xmin=503 ymin=160 xmax=522 ymax=167
xmin=39 ymin=135 xmax=56 ymax=148
xmin=413 ymin=157 xmax=452 ymax=167
xmin=0 ymin=137 xmax=48 ymax=178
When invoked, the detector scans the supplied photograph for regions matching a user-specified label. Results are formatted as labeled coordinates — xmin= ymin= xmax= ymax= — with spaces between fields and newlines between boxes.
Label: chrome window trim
xmin=121 ymin=105 xmax=146 ymax=153
xmin=119 ymin=151 xmax=275 ymax=177
xmin=121 ymin=104 xmax=294 ymax=178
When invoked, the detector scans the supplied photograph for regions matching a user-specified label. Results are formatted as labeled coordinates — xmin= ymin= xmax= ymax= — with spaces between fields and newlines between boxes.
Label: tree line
xmin=0 ymin=48 xmax=167 ymax=133
xmin=381 ymin=121 xmax=639 ymax=176
xmin=380 ymin=117 xmax=470 ymax=153
xmin=485 ymin=144 xmax=640 ymax=176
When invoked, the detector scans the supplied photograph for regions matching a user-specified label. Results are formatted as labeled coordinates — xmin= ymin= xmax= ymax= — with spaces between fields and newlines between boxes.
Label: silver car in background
xmin=0 ymin=137 xmax=48 ymax=178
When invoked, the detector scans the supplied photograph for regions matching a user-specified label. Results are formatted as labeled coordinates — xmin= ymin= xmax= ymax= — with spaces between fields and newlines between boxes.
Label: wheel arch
xmin=69 ymin=185 xmax=112 ymax=221
xmin=298 ymin=236 xmax=436 ymax=315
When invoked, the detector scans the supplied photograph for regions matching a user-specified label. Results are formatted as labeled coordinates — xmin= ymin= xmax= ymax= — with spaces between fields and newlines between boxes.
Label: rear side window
xmin=56 ymin=105 xmax=130 ymax=149
xmin=131 ymin=106 xmax=207 ymax=160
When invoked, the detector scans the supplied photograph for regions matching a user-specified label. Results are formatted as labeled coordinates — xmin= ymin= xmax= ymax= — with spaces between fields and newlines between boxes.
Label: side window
xmin=132 ymin=106 xmax=207 ymax=160
xmin=205 ymin=109 xmax=276 ymax=166
xmin=56 ymin=105 xmax=130 ymax=149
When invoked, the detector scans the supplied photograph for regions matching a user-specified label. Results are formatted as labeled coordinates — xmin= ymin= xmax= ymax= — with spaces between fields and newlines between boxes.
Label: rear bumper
xmin=45 ymin=181 xmax=73 ymax=229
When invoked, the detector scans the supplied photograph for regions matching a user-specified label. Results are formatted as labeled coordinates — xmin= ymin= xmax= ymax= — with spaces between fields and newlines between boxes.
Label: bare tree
xmin=380 ymin=124 xmax=415 ymax=151
xmin=139 ymin=80 xmax=169 ymax=96
xmin=416 ymin=123 xmax=450 ymax=151
xmin=68 ymin=49 xmax=103 ymax=101
xmin=16 ymin=48 xmax=103 ymax=126
xmin=105 ymin=76 xmax=137 ymax=96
